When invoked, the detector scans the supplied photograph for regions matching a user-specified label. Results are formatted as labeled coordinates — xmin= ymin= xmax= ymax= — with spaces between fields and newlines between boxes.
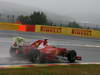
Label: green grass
xmin=0 ymin=65 xmax=100 ymax=75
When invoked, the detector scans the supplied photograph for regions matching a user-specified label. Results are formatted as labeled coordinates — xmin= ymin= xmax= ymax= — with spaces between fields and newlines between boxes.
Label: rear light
xmin=76 ymin=56 xmax=82 ymax=60
xmin=16 ymin=50 xmax=19 ymax=54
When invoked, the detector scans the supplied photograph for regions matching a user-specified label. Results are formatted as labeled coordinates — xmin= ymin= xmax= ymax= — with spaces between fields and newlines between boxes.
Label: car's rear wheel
xmin=67 ymin=50 xmax=77 ymax=63
xmin=29 ymin=49 xmax=44 ymax=63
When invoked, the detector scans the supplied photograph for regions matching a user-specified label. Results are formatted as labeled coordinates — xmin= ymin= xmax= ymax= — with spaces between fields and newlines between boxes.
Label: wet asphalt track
xmin=0 ymin=30 xmax=100 ymax=64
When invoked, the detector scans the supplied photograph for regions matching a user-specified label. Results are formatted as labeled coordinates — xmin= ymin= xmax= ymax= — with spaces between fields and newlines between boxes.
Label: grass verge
xmin=0 ymin=64 xmax=100 ymax=75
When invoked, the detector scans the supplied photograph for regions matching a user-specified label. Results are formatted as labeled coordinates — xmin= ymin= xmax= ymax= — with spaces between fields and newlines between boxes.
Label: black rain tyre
xmin=29 ymin=49 xmax=44 ymax=63
xmin=67 ymin=50 xmax=77 ymax=63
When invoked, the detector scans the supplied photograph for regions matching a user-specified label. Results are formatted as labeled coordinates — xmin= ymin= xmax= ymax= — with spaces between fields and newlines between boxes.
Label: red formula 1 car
xmin=10 ymin=39 xmax=82 ymax=63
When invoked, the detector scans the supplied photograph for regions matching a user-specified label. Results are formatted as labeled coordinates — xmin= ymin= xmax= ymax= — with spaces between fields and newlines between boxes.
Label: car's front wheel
xmin=67 ymin=50 xmax=77 ymax=63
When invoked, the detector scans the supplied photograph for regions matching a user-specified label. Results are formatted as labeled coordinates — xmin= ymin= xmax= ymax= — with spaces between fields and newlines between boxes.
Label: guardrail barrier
xmin=0 ymin=22 xmax=100 ymax=39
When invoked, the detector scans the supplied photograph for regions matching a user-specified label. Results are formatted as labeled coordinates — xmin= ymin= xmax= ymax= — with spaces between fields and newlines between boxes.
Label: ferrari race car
xmin=10 ymin=39 xmax=82 ymax=63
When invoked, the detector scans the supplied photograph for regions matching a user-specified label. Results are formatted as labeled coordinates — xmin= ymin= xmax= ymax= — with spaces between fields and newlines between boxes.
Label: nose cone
xmin=76 ymin=56 xmax=82 ymax=60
